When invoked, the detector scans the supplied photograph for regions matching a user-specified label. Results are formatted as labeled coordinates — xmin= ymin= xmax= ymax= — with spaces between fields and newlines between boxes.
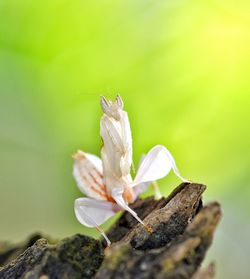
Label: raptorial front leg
xmin=74 ymin=198 xmax=120 ymax=246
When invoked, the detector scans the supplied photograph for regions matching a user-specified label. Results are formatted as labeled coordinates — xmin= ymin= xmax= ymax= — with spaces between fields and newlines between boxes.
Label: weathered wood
xmin=95 ymin=184 xmax=221 ymax=279
xmin=0 ymin=183 xmax=221 ymax=279
xmin=0 ymin=233 xmax=44 ymax=267
xmin=0 ymin=235 xmax=103 ymax=279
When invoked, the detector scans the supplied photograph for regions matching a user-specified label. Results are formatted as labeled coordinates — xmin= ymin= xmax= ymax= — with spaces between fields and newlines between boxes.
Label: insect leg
xmin=75 ymin=198 xmax=119 ymax=246
xmin=80 ymin=210 xmax=112 ymax=246
xmin=152 ymin=181 xmax=162 ymax=200
xmin=111 ymin=187 xmax=152 ymax=233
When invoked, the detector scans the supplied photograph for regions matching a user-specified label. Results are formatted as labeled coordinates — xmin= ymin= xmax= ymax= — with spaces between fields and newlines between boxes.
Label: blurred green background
xmin=0 ymin=0 xmax=250 ymax=278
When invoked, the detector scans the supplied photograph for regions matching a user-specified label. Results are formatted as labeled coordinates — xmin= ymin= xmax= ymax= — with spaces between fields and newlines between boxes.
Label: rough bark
xmin=0 ymin=183 xmax=221 ymax=279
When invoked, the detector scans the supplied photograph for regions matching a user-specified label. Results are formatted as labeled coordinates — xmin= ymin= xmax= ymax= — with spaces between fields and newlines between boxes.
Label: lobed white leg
xmin=111 ymin=187 xmax=151 ymax=231
xmin=74 ymin=198 xmax=120 ymax=246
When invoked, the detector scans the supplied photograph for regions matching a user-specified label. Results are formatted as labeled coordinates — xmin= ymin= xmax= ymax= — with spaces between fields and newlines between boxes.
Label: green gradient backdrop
xmin=0 ymin=1 xmax=250 ymax=278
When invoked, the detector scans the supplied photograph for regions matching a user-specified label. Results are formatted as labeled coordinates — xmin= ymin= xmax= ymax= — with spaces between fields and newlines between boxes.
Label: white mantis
xmin=73 ymin=96 xmax=189 ymax=246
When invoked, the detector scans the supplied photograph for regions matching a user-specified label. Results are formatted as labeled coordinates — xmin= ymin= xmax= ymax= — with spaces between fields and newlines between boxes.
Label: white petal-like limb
xmin=100 ymin=115 xmax=125 ymax=178
xmin=132 ymin=145 xmax=189 ymax=187
xmin=74 ymin=197 xmax=120 ymax=246
xmin=111 ymin=187 xmax=145 ymax=225
xmin=133 ymin=155 xmax=162 ymax=199
xmin=119 ymin=111 xmax=133 ymax=175
xmin=101 ymin=115 xmax=125 ymax=154
xmin=73 ymin=151 xmax=108 ymax=201
xmin=74 ymin=197 xmax=119 ymax=227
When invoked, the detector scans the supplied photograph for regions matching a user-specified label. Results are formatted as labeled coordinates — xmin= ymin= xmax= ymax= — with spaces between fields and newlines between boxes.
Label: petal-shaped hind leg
xmin=132 ymin=145 xmax=190 ymax=187
xmin=133 ymin=155 xmax=162 ymax=200
xmin=74 ymin=198 xmax=120 ymax=246
xmin=73 ymin=151 xmax=110 ymax=201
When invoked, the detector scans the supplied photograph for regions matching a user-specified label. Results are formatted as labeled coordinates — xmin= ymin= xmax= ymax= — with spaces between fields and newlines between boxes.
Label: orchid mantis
xmin=73 ymin=96 xmax=189 ymax=246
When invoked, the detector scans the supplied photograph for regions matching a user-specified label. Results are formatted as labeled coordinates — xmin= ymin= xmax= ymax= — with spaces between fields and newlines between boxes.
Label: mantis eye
xmin=115 ymin=95 xmax=124 ymax=109
xmin=100 ymin=96 xmax=111 ymax=114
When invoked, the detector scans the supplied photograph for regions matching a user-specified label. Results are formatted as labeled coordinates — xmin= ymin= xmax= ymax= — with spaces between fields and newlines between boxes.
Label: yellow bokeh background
xmin=0 ymin=1 xmax=250 ymax=278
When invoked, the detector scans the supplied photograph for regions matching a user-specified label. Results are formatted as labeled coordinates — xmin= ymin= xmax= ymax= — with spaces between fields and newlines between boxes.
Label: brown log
xmin=0 ymin=183 xmax=221 ymax=279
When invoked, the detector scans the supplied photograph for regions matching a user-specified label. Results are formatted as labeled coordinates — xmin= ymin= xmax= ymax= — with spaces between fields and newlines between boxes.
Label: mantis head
xmin=100 ymin=95 xmax=124 ymax=121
